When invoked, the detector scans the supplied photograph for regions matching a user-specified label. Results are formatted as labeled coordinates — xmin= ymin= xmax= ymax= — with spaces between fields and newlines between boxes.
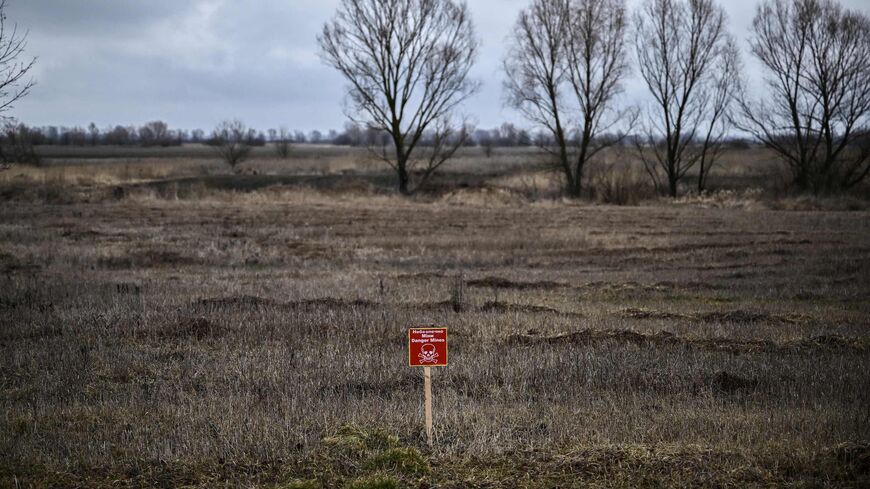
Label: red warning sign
xmin=408 ymin=328 xmax=448 ymax=367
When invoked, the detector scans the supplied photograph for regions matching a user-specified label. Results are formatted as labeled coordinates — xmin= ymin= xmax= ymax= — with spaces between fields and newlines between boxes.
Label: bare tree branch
xmin=211 ymin=119 xmax=253 ymax=172
xmin=734 ymin=0 xmax=870 ymax=193
xmin=504 ymin=0 xmax=634 ymax=198
xmin=319 ymin=0 xmax=480 ymax=194
xmin=634 ymin=0 xmax=741 ymax=197
xmin=274 ymin=127 xmax=292 ymax=159
xmin=0 ymin=0 xmax=35 ymax=121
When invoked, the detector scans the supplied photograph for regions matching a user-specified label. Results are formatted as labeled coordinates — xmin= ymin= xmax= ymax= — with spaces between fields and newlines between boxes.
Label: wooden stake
xmin=424 ymin=366 xmax=433 ymax=446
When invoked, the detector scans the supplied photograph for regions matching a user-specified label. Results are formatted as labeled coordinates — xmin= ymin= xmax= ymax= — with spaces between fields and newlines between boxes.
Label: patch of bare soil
xmin=395 ymin=271 xmax=449 ymax=280
xmin=292 ymin=298 xmax=379 ymax=309
xmin=506 ymin=329 xmax=869 ymax=355
xmin=467 ymin=276 xmax=569 ymax=290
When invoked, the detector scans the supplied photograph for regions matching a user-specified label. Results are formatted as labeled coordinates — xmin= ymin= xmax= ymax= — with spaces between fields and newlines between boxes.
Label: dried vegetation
xmin=1 ymin=147 xmax=869 ymax=486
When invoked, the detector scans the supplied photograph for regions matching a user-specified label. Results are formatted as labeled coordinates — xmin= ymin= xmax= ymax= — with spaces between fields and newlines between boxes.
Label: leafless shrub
xmin=736 ymin=0 xmax=870 ymax=194
xmin=319 ymin=0 xmax=480 ymax=194
xmin=275 ymin=127 xmax=292 ymax=159
xmin=210 ymin=119 xmax=253 ymax=171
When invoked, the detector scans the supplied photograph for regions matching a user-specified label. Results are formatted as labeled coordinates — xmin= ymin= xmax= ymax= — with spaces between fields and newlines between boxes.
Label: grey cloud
xmin=6 ymin=0 xmax=870 ymax=132
xmin=11 ymin=0 xmax=189 ymax=35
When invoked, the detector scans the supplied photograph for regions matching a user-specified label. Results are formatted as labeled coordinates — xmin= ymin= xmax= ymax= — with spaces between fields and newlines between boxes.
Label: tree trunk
xmin=567 ymin=162 xmax=583 ymax=198
xmin=697 ymin=159 xmax=706 ymax=194
xmin=397 ymin=160 xmax=410 ymax=195
xmin=568 ymin=177 xmax=582 ymax=198
xmin=393 ymin=137 xmax=412 ymax=195
xmin=569 ymin=127 xmax=592 ymax=199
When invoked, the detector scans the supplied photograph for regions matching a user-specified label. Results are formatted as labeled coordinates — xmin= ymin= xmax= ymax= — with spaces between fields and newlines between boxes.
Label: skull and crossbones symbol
xmin=418 ymin=344 xmax=439 ymax=363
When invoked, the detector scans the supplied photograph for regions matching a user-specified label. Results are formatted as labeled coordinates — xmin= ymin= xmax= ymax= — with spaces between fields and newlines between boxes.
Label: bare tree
xmin=0 ymin=0 xmax=34 ymax=120
xmin=505 ymin=0 xmax=633 ymax=198
xmin=479 ymin=132 xmax=494 ymax=158
xmin=274 ymin=127 xmax=292 ymax=159
xmin=566 ymin=0 xmax=635 ymax=197
xmin=211 ymin=119 xmax=252 ymax=171
xmin=319 ymin=0 xmax=480 ymax=194
xmin=736 ymin=0 xmax=870 ymax=193
xmin=139 ymin=120 xmax=171 ymax=147
xmin=694 ymin=42 xmax=740 ymax=193
xmin=633 ymin=0 xmax=741 ymax=197
xmin=505 ymin=0 xmax=570 ymax=186
xmin=87 ymin=122 xmax=100 ymax=146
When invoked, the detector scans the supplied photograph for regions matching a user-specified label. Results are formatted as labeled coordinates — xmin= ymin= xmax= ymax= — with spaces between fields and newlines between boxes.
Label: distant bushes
xmin=0 ymin=123 xmax=41 ymax=165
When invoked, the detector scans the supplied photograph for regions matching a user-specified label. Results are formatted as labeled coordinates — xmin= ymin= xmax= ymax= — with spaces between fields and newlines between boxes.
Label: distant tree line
xmin=8 ymin=119 xmax=668 ymax=150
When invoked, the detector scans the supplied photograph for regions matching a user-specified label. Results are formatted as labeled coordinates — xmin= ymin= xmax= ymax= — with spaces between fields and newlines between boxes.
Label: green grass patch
xmin=344 ymin=473 xmax=400 ymax=489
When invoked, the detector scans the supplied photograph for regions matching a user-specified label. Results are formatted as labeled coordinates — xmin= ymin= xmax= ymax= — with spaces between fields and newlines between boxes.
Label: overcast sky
xmin=7 ymin=0 xmax=870 ymax=133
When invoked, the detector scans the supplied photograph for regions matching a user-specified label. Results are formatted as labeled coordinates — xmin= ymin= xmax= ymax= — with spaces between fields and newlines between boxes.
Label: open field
xmin=1 ymin=146 xmax=870 ymax=487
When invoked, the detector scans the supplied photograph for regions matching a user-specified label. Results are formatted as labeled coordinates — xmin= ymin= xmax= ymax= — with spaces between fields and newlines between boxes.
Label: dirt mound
xmin=395 ymin=271 xmax=449 ymax=280
xmin=702 ymin=371 xmax=759 ymax=395
xmin=506 ymin=329 xmax=868 ymax=355
xmin=801 ymin=335 xmax=853 ymax=348
xmin=833 ymin=442 xmax=870 ymax=474
xmin=698 ymin=310 xmax=803 ymax=325
xmin=146 ymin=317 xmax=227 ymax=340
xmin=194 ymin=295 xmax=278 ymax=309
xmin=622 ymin=307 xmax=808 ymax=325
xmin=468 ymin=276 xmax=568 ymax=290
xmin=506 ymin=329 xmax=674 ymax=347
xmin=193 ymin=296 xmax=458 ymax=313
xmin=114 ymin=282 xmax=142 ymax=295
xmin=620 ymin=308 xmax=689 ymax=321
xmin=482 ymin=301 xmax=584 ymax=317
xmin=293 ymin=298 xmax=378 ymax=309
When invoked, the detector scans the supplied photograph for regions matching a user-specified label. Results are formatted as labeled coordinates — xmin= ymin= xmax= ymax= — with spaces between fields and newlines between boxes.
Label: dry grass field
xmin=1 ymin=146 xmax=869 ymax=487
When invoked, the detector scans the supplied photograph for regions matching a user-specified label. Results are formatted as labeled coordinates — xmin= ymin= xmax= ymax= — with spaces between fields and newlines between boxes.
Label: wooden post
xmin=423 ymin=366 xmax=433 ymax=446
